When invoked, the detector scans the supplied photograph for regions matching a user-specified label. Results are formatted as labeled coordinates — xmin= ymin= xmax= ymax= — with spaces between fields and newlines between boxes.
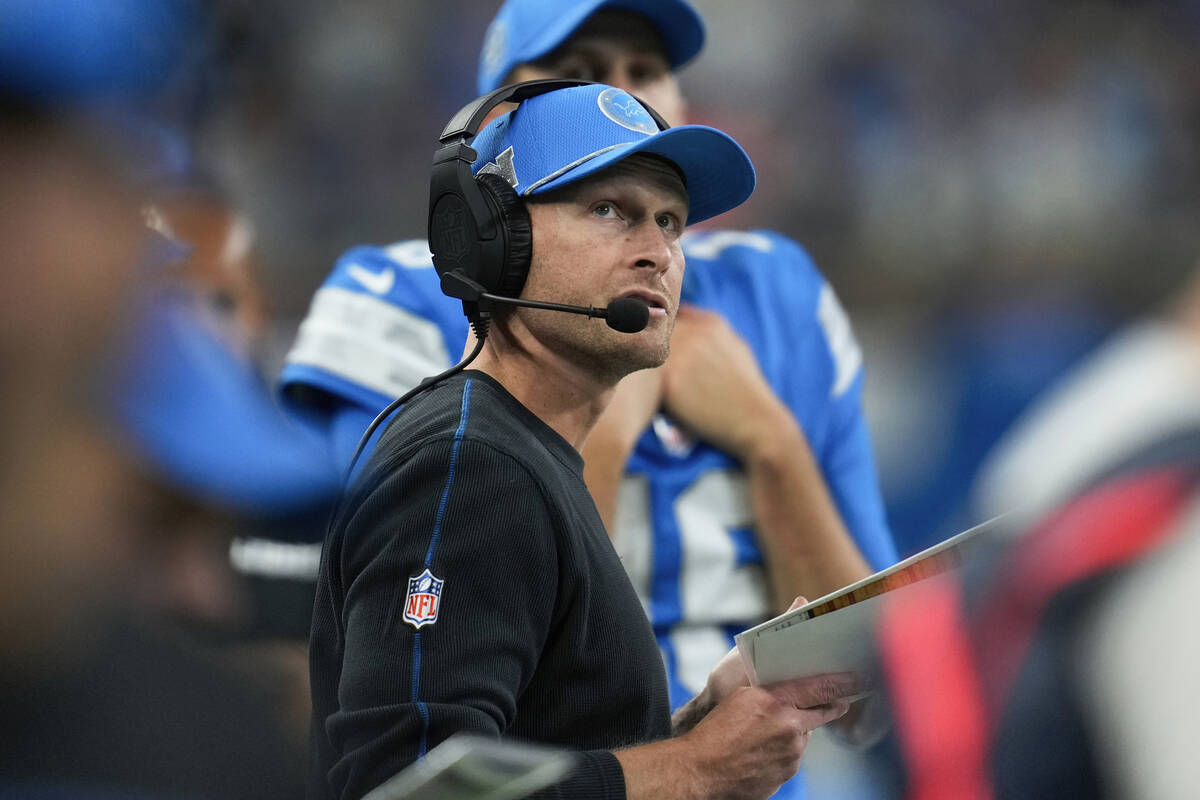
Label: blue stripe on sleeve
xmin=416 ymin=701 xmax=430 ymax=759
xmin=415 ymin=629 xmax=428 ymax=757
xmin=424 ymin=378 xmax=473 ymax=567
xmin=414 ymin=378 xmax=473 ymax=758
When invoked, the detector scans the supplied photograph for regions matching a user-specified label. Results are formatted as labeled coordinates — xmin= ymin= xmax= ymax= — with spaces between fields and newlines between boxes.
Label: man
xmin=283 ymin=5 xmax=897 ymax=769
xmin=308 ymin=82 xmax=865 ymax=800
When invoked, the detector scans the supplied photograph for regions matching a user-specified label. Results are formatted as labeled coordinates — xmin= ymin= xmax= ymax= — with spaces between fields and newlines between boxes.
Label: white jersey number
xmin=613 ymin=468 xmax=768 ymax=696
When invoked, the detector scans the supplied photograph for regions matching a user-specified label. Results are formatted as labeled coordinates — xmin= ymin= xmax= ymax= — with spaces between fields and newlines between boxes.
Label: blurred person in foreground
xmin=0 ymin=0 xmax=159 ymax=689
xmin=283 ymin=5 xmax=897 ymax=794
xmin=972 ymin=267 xmax=1200 ymax=524
xmin=1 ymin=286 xmax=338 ymax=799
xmin=872 ymin=264 xmax=1200 ymax=799
xmin=0 ymin=0 xmax=337 ymax=795
xmin=115 ymin=109 xmax=345 ymax=766
xmin=140 ymin=146 xmax=333 ymax=743
xmin=308 ymin=81 xmax=866 ymax=800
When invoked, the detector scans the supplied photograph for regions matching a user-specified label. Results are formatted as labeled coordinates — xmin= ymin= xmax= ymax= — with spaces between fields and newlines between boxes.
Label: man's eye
xmin=593 ymin=203 xmax=615 ymax=217
xmin=656 ymin=214 xmax=678 ymax=231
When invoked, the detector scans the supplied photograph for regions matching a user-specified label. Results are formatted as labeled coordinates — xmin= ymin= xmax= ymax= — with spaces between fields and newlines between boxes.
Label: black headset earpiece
xmin=427 ymin=78 xmax=669 ymax=324
xmin=428 ymin=79 xmax=591 ymax=322
xmin=472 ymin=171 xmax=532 ymax=299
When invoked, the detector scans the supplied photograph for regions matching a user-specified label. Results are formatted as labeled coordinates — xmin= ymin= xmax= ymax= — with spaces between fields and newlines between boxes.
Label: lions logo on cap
xmin=478 ymin=146 xmax=519 ymax=189
xmin=597 ymin=88 xmax=659 ymax=135
xmin=403 ymin=568 xmax=444 ymax=629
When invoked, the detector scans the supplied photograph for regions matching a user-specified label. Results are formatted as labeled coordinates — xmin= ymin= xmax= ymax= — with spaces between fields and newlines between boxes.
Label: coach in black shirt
xmin=309 ymin=82 xmax=864 ymax=800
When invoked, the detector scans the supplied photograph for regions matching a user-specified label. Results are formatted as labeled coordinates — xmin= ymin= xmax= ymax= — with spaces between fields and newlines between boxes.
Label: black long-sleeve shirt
xmin=309 ymin=370 xmax=671 ymax=800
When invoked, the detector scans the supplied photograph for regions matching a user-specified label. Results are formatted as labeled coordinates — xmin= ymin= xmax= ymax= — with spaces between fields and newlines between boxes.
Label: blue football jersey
xmin=279 ymin=240 xmax=467 ymax=471
xmin=279 ymin=231 xmax=897 ymax=800
xmin=612 ymin=230 xmax=895 ymax=712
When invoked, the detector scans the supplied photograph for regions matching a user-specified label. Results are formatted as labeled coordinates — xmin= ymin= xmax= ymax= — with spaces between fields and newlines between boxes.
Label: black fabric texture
xmin=308 ymin=370 xmax=670 ymax=800
xmin=0 ymin=619 xmax=305 ymax=799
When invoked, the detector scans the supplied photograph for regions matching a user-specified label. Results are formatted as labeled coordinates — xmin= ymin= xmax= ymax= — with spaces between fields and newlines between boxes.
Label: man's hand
xmin=665 ymin=305 xmax=873 ymax=608
xmin=825 ymin=689 xmax=891 ymax=749
xmin=660 ymin=305 xmax=792 ymax=462
xmin=673 ymin=596 xmax=810 ymax=734
xmin=619 ymin=670 xmax=864 ymax=800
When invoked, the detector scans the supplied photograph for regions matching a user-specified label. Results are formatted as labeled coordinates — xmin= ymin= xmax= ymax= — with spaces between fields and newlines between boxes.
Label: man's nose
xmin=629 ymin=222 xmax=673 ymax=273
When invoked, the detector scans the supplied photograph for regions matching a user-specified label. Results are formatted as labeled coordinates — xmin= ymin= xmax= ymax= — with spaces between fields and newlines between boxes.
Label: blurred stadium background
xmin=187 ymin=0 xmax=1200 ymax=556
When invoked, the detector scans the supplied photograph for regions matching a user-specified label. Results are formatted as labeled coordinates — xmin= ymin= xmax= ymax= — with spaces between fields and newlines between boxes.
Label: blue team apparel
xmin=477 ymin=0 xmax=705 ymax=94
xmin=279 ymin=230 xmax=897 ymax=685
xmin=279 ymin=241 xmax=467 ymax=471
xmin=1 ymin=0 xmax=207 ymax=186
xmin=468 ymin=83 xmax=754 ymax=225
xmin=0 ymin=0 xmax=195 ymax=101
xmin=108 ymin=290 xmax=342 ymax=517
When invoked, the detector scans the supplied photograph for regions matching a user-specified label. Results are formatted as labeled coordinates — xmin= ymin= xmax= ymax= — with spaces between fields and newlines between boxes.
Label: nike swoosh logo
xmin=347 ymin=264 xmax=396 ymax=295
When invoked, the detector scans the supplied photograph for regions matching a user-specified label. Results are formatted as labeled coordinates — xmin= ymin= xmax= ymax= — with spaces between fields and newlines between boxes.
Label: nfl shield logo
xmin=403 ymin=568 xmax=444 ymax=629
xmin=431 ymin=196 xmax=471 ymax=265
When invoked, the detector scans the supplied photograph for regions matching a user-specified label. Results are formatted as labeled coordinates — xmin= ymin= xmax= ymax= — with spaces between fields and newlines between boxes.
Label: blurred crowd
xmin=2 ymin=0 xmax=1198 ymax=798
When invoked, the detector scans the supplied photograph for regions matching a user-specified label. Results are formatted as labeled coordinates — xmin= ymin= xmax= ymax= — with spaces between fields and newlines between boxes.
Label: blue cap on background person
xmin=469 ymin=83 xmax=755 ymax=224
xmin=106 ymin=286 xmax=343 ymax=519
xmin=1 ymin=0 xmax=214 ymax=199
xmin=477 ymin=0 xmax=705 ymax=94
xmin=0 ymin=0 xmax=197 ymax=102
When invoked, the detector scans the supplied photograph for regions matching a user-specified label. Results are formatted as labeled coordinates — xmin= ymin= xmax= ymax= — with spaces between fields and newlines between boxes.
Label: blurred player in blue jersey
xmin=282 ymin=2 xmax=898 ymax=795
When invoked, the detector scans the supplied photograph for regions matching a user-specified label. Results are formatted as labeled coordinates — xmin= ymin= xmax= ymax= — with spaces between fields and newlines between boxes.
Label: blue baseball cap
xmin=477 ymin=0 xmax=705 ymax=94
xmin=107 ymin=290 xmax=342 ymax=517
xmin=1 ymin=0 xmax=213 ymax=198
xmin=1 ymin=0 xmax=197 ymax=103
xmin=469 ymin=83 xmax=755 ymax=225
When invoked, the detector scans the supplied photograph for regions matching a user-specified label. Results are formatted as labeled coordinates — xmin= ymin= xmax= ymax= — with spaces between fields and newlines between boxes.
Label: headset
xmin=346 ymin=80 xmax=667 ymax=479
xmin=427 ymin=78 xmax=668 ymax=333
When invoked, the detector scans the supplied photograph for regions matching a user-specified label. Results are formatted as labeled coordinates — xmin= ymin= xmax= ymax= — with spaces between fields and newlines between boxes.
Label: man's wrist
xmin=670 ymin=685 xmax=715 ymax=736
xmin=740 ymin=411 xmax=805 ymax=470
xmin=615 ymin=735 xmax=703 ymax=800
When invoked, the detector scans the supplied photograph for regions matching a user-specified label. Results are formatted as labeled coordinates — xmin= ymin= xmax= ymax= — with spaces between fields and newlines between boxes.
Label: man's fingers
xmin=787 ymin=595 xmax=808 ymax=612
xmin=794 ymin=698 xmax=852 ymax=733
xmin=765 ymin=672 xmax=867 ymax=709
